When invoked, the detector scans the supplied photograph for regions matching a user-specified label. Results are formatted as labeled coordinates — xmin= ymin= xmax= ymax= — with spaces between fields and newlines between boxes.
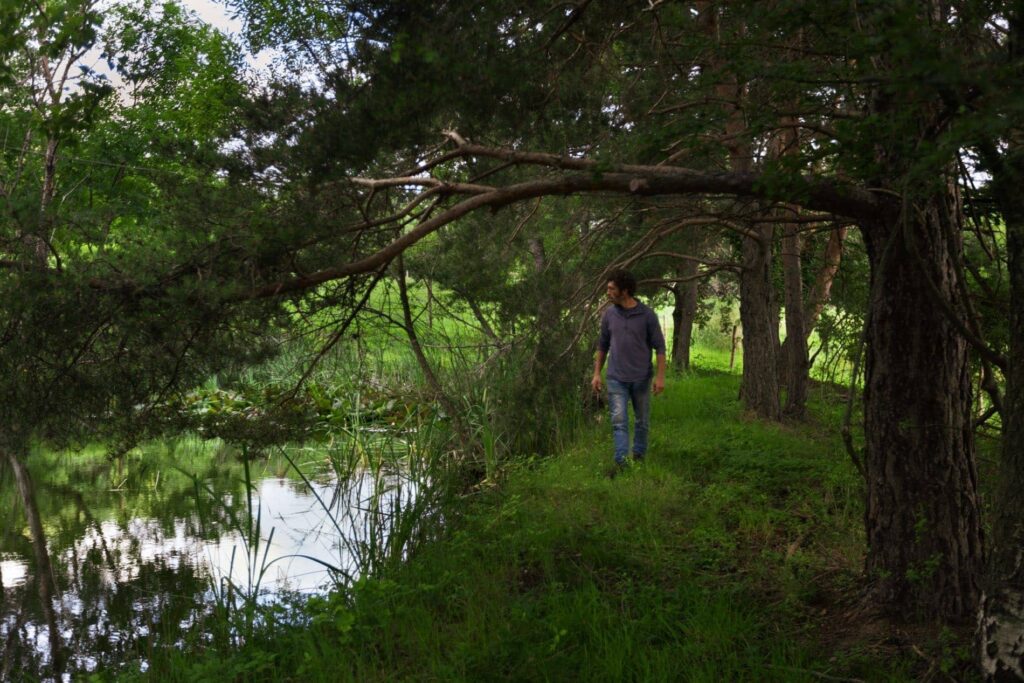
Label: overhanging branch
xmin=247 ymin=156 xmax=895 ymax=299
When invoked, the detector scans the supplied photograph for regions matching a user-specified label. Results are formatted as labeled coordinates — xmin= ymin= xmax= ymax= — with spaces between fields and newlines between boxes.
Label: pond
xmin=0 ymin=435 xmax=424 ymax=680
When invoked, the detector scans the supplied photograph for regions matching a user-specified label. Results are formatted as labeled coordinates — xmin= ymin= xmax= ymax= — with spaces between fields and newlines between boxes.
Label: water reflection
xmin=201 ymin=472 xmax=417 ymax=595
xmin=0 ymin=438 xmax=420 ymax=680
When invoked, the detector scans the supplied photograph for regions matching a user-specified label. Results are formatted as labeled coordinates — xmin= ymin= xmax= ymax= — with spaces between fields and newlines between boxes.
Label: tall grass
xmin=185 ymin=450 xmax=277 ymax=646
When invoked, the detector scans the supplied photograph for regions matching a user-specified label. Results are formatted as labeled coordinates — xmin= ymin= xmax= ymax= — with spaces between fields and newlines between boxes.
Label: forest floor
xmin=143 ymin=368 xmax=982 ymax=682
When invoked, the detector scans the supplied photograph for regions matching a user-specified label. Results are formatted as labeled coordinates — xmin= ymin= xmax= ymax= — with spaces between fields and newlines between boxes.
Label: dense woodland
xmin=1 ymin=0 xmax=1023 ymax=679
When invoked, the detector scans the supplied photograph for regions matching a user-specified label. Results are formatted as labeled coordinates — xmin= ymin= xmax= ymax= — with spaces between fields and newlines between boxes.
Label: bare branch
xmin=351 ymin=176 xmax=494 ymax=194
xmin=245 ymin=151 xmax=893 ymax=300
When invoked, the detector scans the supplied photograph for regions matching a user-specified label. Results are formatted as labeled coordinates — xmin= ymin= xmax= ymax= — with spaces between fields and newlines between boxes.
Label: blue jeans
xmin=607 ymin=377 xmax=651 ymax=464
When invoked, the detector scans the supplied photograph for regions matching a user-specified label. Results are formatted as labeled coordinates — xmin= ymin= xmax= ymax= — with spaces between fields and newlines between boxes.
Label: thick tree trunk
xmin=739 ymin=224 xmax=781 ymax=420
xmin=860 ymin=192 xmax=983 ymax=620
xmin=670 ymin=260 xmax=699 ymax=371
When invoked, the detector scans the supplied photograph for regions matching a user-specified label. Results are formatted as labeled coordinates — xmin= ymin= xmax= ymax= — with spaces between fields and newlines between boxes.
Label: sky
xmin=182 ymin=0 xmax=243 ymax=34
xmin=81 ymin=0 xmax=276 ymax=89
xmin=181 ymin=0 xmax=278 ymax=75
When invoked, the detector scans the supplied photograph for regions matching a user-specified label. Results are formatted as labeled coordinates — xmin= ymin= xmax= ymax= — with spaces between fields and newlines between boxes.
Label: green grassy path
xmin=156 ymin=371 xmax=943 ymax=682
xmin=356 ymin=372 xmax=874 ymax=682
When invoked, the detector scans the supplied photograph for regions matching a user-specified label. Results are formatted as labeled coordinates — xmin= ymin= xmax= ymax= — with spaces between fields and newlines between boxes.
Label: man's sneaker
xmin=606 ymin=461 xmax=628 ymax=479
xmin=632 ymin=453 xmax=645 ymax=463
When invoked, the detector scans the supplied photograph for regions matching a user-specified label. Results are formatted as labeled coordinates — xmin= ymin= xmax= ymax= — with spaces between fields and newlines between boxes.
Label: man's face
xmin=606 ymin=281 xmax=626 ymax=304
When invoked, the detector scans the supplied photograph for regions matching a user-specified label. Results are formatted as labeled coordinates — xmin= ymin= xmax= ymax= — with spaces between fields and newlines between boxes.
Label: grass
xmin=123 ymin=362 xmax=976 ymax=682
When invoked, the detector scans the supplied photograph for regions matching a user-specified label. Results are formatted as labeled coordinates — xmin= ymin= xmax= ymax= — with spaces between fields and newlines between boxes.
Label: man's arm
xmin=592 ymin=349 xmax=607 ymax=393
xmin=648 ymin=308 xmax=667 ymax=395
xmin=653 ymin=353 xmax=666 ymax=395
xmin=593 ymin=312 xmax=611 ymax=393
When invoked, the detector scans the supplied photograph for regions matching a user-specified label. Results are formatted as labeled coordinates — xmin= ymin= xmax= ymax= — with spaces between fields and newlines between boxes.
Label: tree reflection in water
xmin=0 ymin=437 xmax=420 ymax=679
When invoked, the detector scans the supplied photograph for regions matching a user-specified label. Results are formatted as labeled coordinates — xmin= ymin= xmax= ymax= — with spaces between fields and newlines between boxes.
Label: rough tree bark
xmin=774 ymin=119 xmax=809 ymax=419
xmin=738 ymin=224 xmax=781 ymax=420
xmin=840 ymin=0 xmax=988 ymax=620
xmin=860 ymin=189 xmax=983 ymax=620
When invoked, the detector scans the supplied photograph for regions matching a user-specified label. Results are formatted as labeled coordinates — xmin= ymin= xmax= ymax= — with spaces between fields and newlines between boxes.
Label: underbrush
xmin=116 ymin=368 xmax=978 ymax=682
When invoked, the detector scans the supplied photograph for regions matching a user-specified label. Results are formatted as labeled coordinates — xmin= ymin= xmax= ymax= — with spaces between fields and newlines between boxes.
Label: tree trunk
xmin=774 ymin=119 xmax=808 ymax=419
xmin=860 ymin=191 xmax=983 ymax=620
xmin=781 ymin=219 xmax=808 ymax=418
xmin=701 ymin=0 xmax=780 ymax=419
xmin=670 ymin=260 xmax=699 ymax=371
xmin=670 ymin=287 xmax=685 ymax=369
xmin=739 ymin=223 xmax=781 ymax=420
xmin=778 ymin=224 xmax=847 ymax=371
xmin=527 ymin=237 xmax=546 ymax=273
xmin=805 ymin=225 xmax=848 ymax=334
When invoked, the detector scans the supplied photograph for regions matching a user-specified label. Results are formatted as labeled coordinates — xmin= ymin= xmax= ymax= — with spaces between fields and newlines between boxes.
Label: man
xmin=591 ymin=269 xmax=667 ymax=475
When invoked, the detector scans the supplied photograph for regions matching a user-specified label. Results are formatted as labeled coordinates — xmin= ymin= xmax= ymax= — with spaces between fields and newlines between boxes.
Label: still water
xmin=0 ymin=436 xmax=420 ymax=679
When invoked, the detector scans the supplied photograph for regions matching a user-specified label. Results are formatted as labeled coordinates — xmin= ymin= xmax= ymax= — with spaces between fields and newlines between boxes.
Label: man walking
xmin=591 ymin=269 xmax=667 ymax=476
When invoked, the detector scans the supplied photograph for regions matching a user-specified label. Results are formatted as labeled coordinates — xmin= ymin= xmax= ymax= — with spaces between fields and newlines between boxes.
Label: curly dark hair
xmin=606 ymin=269 xmax=637 ymax=297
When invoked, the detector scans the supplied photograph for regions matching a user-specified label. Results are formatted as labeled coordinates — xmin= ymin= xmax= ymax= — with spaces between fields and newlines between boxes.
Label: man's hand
xmin=653 ymin=353 xmax=667 ymax=395
xmin=592 ymin=350 xmax=607 ymax=395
